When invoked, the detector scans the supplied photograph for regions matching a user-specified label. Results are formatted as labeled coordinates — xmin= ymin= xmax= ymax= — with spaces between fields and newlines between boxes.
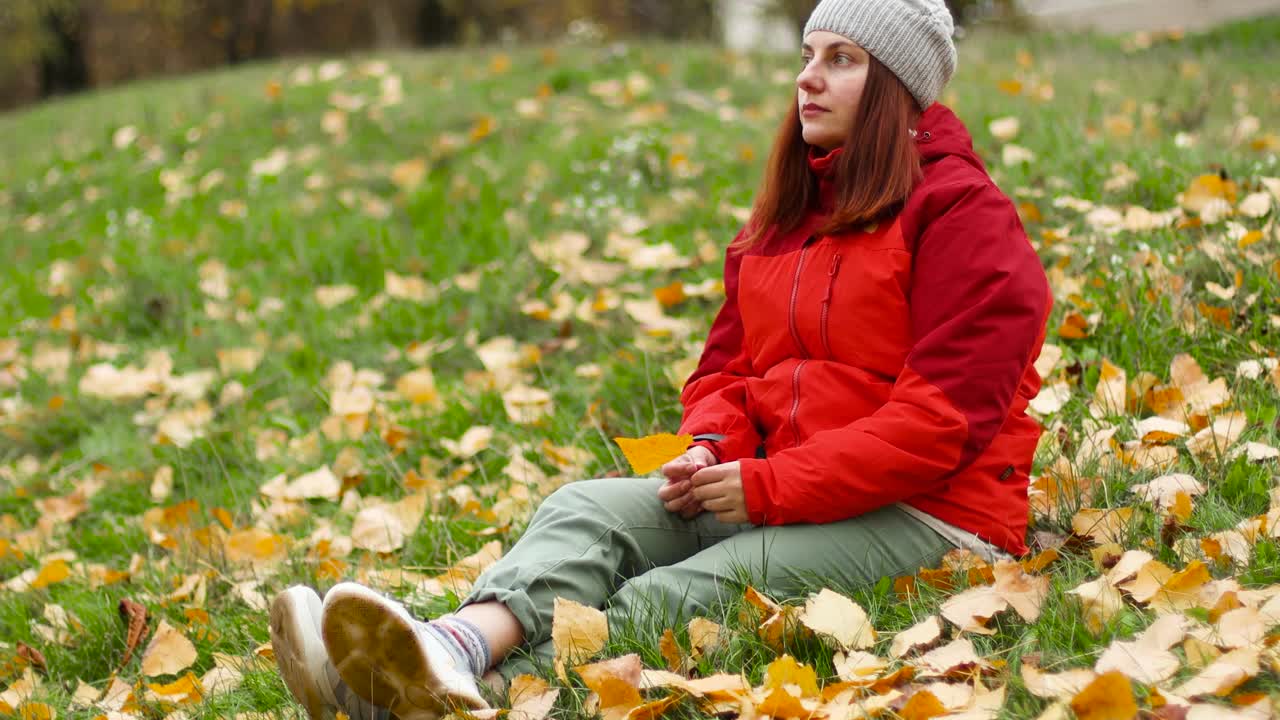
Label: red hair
xmin=733 ymin=56 xmax=923 ymax=253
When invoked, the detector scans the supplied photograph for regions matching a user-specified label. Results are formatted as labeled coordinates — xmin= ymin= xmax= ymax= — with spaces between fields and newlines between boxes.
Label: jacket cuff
xmin=738 ymin=458 xmax=772 ymax=526
xmin=687 ymin=439 xmax=722 ymax=463
xmin=682 ymin=430 xmax=761 ymax=465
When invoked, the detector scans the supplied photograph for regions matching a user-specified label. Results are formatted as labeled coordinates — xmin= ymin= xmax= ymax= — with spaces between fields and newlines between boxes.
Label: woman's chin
xmin=801 ymin=127 xmax=838 ymax=151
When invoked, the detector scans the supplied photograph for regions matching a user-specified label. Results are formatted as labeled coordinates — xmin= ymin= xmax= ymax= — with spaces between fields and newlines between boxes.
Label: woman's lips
xmin=802 ymin=103 xmax=829 ymax=117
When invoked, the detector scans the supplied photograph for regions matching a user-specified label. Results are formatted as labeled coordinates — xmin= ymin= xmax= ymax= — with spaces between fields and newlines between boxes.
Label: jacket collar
xmin=803 ymin=102 xmax=985 ymax=212
xmin=807 ymin=146 xmax=841 ymax=211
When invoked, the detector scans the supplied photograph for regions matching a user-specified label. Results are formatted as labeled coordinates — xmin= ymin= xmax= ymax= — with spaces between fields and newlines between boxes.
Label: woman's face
xmin=797 ymin=31 xmax=871 ymax=151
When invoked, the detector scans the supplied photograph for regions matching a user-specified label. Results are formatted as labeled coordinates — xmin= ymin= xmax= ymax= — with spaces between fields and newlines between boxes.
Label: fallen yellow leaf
xmin=797 ymin=588 xmax=876 ymax=651
xmin=900 ymin=689 xmax=948 ymax=720
xmin=508 ymin=674 xmax=559 ymax=720
xmin=763 ymin=654 xmax=819 ymax=697
xmin=140 ymin=620 xmax=198 ymax=677
xmin=1070 ymin=671 xmax=1137 ymax=720
xmin=575 ymin=654 xmax=643 ymax=720
xmin=30 ymin=560 xmax=71 ymax=590
xmin=551 ymin=597 xmax=608 ymax=670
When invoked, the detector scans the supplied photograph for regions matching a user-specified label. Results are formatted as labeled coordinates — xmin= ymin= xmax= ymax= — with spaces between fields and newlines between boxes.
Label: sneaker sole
xmin=322 ymin=584 xmax=485 ymax=720
xmin=270 ymin=587 xmax=333 ymax=720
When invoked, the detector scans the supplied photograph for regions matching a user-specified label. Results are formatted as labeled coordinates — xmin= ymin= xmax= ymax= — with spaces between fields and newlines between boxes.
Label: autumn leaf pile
xmin=2 ymin=18 xmax=1280 ymax=720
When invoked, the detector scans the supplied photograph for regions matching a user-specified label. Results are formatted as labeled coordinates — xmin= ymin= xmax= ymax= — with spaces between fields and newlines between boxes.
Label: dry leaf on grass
xmin=891 ymin=615 xmax=944 ymax=659
xmin=224 ymin=528 xmax=290 ymax=569
xmin=1172 ymin=647 xmax=1260 ymax=699
xmin=1072 ymin=508 xmax=1138 ymax=545
xmin=0 ymin=668 xmax=40 ymax=713
xmin=1020 ymin=655 xmax=1097 ymax=700
xmin=118 ymin=598 xmax=150 ymax=668
xmin=1093 ymin=613 xmax=1189 ymax=684
xmin=1186 ymin=412 xmax=1249 ymax=460
xmin=798 ymin=588 xmax=877 ymax=650
xmin=992 ymin=560 xmax=1050 ymax=622
xmin=1069 ymin=671 xmax=1137 ymax=720
xmin=140 ymin=620 xmax=198 ymax=677
xmin=833 ymin=651 xmax=889 ymax=683
xmin=575 ymin=654 xmax=643 ymax=720
xmin=658 ymin=628 xmax=684 ymax=672
xmin=941 ymin=586 xmax=1007 ymax=635
xmin=1131 ymin=473 xmax=1206 ymax=509
xmin=145 ymin=671 xmax=203 ymax=704
xmin=898 ymin=688 xmax=948 ymax=720
xmin=502 ymin=385 xmax=554 ymax=424
xmin=508 ymin=674 xmax=560 ymax=720
xmin=350 ymin=493 xmax=430 ymax=553
xmin=914 ymin=638 xmax=991 ymax=678
xmin=552 ymin=597 xmax=608 ymax=680
xmin=686 ymin=617 xmax=722 ymax=660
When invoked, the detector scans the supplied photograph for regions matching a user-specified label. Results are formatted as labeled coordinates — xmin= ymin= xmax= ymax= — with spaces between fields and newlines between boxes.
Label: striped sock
xmin=423 ymin=615 xmax=491 ymax=677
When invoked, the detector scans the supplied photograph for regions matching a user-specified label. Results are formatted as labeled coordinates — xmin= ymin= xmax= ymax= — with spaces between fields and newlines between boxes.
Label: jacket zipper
xmin=788 ymin=242 xmax=813 ymax=447
xmin=820 ymin=253 xmax=842 ymax=359
xmin=789 ymin=360 xmax=807 ymax=446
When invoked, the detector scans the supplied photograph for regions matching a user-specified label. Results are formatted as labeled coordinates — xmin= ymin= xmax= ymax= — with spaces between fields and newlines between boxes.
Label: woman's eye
xmin=800 ymin=56 xmax=812 ymax=67
xmin=834 ymin=54 xmax=851 ymax=65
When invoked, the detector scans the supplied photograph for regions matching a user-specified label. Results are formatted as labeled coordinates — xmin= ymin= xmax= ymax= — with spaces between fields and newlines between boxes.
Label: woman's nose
xmin=797 ymin=63 xmax=822 ymax=93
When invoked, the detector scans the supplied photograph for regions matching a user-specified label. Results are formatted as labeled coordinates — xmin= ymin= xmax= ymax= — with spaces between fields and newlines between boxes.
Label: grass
xmin=1 ymin=14 xmax=1280 ymax=719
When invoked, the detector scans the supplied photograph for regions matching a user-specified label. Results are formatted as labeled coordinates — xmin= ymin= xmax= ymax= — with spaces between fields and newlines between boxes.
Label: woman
xmin=268 ymin=0 xmax=1052 ymax=717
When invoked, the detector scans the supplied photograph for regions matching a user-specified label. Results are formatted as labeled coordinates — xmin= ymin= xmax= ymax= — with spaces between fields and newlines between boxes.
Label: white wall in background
xmin=1020 ymin=0 xmax=1280 ymax=33
xmin=720 ymin=0 xmax=800 ymax=52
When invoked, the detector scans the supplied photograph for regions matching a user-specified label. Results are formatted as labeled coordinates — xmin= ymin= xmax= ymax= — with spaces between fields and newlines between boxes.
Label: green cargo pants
xmin=457 ymin=476 xmax=951 ymax=679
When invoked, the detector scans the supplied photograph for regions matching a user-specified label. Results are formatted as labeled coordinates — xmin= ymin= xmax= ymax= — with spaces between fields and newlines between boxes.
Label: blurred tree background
xmin=766 ymin=0 xmax=1022 ymax=33
xmin=0 ymin=0 xmax=721 ymax=110
xmin=1 ymin=0 xmax=1024 ymax=110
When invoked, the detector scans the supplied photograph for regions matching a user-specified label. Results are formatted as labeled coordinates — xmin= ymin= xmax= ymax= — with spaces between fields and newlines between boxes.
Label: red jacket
xmin=678 ymin=103 xmax=1051 ymax=556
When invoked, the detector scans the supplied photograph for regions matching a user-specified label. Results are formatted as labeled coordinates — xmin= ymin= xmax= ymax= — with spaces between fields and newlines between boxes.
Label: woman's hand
xmin=658 ymin=446 xmax=716 ymax=519
xmin=690 ymin=461 xmax=748 ymax=524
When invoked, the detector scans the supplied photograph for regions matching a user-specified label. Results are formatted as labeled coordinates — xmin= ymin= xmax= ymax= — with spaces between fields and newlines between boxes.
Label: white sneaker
xmin=321 ymin=582 xmax=490 ymax=720
xmin=269 ymin=586 xmax=391 ymax=720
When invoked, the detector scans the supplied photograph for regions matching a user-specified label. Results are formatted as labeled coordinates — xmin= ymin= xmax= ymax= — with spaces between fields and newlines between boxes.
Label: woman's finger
xmin=689 ymin=481 xmax=722 ymax=503
xmin=661 ymin=453 xmax=696 ymax=480
xmin=668 ymin=489 xmax=701 ymax=513
xmin=715 ymin=510 xmax=745 ymax=524
xmin=656 ymin=481 xmax=688 ymax=502
xmin=700 ymin=496 xmax=729 ymax=513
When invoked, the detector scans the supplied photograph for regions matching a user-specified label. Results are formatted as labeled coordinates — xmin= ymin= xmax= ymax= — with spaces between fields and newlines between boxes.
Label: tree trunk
xmin=370 ymin=0 xmax=400 ymax=48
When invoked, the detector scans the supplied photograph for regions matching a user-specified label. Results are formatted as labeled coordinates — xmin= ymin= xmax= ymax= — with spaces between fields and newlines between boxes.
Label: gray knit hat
xmin=803 ymin=0 xmax=957 ymax=110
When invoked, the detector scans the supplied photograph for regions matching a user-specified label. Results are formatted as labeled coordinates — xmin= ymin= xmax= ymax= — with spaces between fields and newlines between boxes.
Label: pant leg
xmin=459 ymin=476 xmax=751 ymax=666
xmin=603 ymin=505 xmax=952 ymax=635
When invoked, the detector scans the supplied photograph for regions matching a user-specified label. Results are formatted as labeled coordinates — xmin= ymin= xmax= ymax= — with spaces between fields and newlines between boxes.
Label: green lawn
xmin=1 ymin=16 xmax=1279 ymax=720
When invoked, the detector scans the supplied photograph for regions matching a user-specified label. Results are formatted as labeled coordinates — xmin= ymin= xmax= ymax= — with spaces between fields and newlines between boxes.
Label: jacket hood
xmin=915 ymin=103 xmax=988 ymax=174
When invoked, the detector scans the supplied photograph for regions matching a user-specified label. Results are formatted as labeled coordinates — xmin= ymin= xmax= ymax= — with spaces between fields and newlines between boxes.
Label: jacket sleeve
xmin=676 ymin=230 xmax=763 ymax=464
xmin=737 ymin=180 xmax=1051 ymax=525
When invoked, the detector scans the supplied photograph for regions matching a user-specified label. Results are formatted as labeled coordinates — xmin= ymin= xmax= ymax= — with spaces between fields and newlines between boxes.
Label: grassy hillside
xmin=1 ymin=16 xmax=1279 ymax=720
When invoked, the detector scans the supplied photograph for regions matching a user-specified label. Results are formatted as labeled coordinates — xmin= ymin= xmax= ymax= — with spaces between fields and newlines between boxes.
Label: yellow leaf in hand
xmin=613 ymin=433 xmax=693 ymax=475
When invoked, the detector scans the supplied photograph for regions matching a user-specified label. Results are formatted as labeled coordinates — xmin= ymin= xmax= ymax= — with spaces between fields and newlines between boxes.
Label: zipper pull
xmin=822 ymin=254 xmax=842 ymax=303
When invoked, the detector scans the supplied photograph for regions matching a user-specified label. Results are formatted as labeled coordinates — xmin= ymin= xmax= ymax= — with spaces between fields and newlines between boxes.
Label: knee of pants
xmin=538 ymin=477 xmax=655 ymax=521
xmin=607 ymin=570 xmax=707 ymax=632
